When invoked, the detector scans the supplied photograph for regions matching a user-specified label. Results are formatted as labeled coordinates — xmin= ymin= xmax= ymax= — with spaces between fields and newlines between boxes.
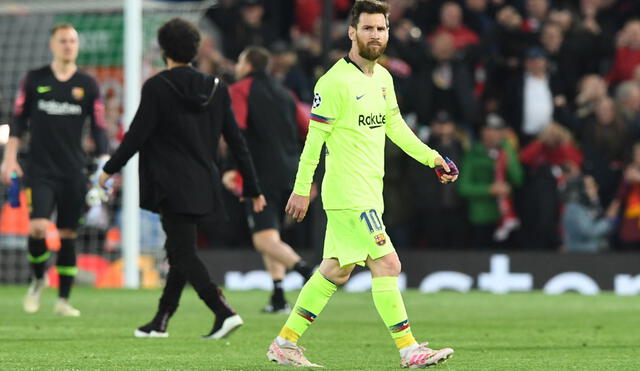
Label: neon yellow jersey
xmin=294 ymin=56 xmax=440 ymax=211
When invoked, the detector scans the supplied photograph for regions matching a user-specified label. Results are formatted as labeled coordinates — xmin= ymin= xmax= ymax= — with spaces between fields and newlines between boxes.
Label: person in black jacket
xmin=99 ymin=18 xmax=265 ymax=339
xmin=227 ymin=46 xmax=312 ymax=314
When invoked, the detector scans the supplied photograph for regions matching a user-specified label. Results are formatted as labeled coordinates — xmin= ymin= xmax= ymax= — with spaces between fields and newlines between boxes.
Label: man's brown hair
xmin=50 ymin=23 xmax=75 ymax=37
xmin=349 ymin=0 xmax=390 ymax=28
xmin=242 ymin=46 xmax=271 ymax=74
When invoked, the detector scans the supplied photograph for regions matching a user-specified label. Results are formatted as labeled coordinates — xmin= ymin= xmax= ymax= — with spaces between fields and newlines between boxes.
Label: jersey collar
xmin=343 ymin=55 xmax=365 ymax=74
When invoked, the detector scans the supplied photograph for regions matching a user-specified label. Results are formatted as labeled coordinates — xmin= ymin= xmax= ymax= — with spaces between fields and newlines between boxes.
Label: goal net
xmin=0 ymin=0 xmax=216 ymax=287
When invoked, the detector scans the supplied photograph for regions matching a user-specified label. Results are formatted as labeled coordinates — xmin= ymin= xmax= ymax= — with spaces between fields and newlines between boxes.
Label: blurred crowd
xmin=188 ymin=0 xmax=640 ymax=251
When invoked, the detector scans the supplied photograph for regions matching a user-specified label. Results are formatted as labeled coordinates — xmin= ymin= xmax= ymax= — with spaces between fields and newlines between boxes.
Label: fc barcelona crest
xmin=72 ymin=87 xmax=84 ymax=100
xmin=381 ymin=87 xmax=387 ymax=100
xmin=374 ymin=233 xmax=386 ymax=246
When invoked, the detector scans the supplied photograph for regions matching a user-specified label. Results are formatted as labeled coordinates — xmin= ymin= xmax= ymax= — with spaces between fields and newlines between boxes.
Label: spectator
xmin=609 ymin=142 xmax=640 ymax=249
xmin=579 ymin=97 xmax=631 ymax=206
xmin=220 ymin=0 xmax=278 ymax=60
xmin=463 ymin=0 xmax=495 ymax=38
xmin=520 ymin=122 xmax=583 ymax=173
xmin=504 ymin=46 xmax=568 ymax=145
xmin=540 ymin=22 xmax=577 ymax=102
xmin=549 ymin=7 xmax=613 ymax=93
xmin=519 ymin=123 xmax=583 ymax=249
xmin=562 ymin=175 xmax=614 ymax=252
xmin=484 ymin=6 xmax=536 ymax=103
xmin=271 ymin=42 xmax=313 ymax=103
xmin=387 ymin=18 xmax=428 ymax=75
xmin=428 ymin=1 xmax=480 ymax=51
xmin=409 ymin=111 xmax=469 ymax=248
xmin=494 ymin=6 xmax=534 ymax=65
xmin=574 ymin=74 xmax=608 ymax=120
xmin=615 ymin=81 xmax=640 ymax=138
xmin=522 ymin=0 xmax=550 ymax=33
xmin=606 ymin=20 xmax=640 ymax=86
xmin=409 ymin=32 xmax=477 ymax=129
xmin=458 ymin=114 xmax=524 ymax=248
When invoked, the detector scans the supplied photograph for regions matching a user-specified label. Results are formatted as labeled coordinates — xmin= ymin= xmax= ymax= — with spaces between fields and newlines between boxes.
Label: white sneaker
xmin=267 ymin=340 xmax=323 ymax=367
xmin=23 ymin=278 xmax=46 ymax=313
xmin=203 ymin=314 xmax=243 ymax=339
xmin=53 ymin=299 xmax=81 ymax=317
xmin=134 ymin=320 xmax=169 ymax=338
xmin=400 ymin=342 xmax=453 ymax=368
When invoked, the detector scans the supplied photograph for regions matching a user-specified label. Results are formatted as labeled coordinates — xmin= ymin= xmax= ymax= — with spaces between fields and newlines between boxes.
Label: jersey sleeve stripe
xmin=310 ymin=113 xmax=334 ymax=124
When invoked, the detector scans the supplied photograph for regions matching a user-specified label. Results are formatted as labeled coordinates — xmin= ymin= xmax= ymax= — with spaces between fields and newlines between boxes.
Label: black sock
xmin=27 ymin=238 xmax=49 ymax=279
xmin=57 ymin=238 xmax=77 ymax=299
xmin=58 ymin=275 xmax=74 ymax=299
xmin=271 ymin=279 xmax=285 ymax=305
xmin=293 ymin=260 xmax=312 ymax=282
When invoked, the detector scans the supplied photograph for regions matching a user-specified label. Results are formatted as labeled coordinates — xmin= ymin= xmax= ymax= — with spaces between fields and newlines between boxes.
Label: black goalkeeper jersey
xmin=10 ymin=65 xmax=108 ymax=178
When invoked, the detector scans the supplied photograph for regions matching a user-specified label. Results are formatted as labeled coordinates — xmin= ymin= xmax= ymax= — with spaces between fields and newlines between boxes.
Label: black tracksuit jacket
xmin=104 ymin=66 xmax=261 ymax=217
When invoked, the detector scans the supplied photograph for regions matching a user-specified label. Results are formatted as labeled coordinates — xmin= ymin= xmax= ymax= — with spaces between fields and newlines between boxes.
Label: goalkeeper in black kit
xmin=99 ymin=18 xmax=265 ymax=339
xmin=1 ymin=23 xmax=109 ymax=317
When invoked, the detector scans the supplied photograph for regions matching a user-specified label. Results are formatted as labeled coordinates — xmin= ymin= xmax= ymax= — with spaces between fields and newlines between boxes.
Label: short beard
xmin=356 ymin=34 xmax=387 ymax=61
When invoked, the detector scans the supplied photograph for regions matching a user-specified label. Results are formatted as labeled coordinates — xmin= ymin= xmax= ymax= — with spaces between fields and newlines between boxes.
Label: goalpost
xmin=0 ymin=0 xmax=216 ymax=288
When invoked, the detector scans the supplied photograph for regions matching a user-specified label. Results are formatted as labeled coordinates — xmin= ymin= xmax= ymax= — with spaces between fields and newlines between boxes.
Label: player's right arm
xmin=287 ymin=76 xmax=340 ymax=221
xmin=1 ymin=74 xmax=32 ymax=184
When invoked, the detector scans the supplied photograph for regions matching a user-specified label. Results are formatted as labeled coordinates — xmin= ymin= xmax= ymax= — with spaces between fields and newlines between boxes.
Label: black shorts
xmin=28 ymin=175 xmax=87 ymax=230
xmin=246 ymin=189 xmax=290 ymax=233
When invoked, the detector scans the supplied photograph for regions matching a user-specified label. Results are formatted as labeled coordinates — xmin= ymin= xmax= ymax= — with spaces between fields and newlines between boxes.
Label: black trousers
xmin=158 ymin=210 xmax=223 ymax=314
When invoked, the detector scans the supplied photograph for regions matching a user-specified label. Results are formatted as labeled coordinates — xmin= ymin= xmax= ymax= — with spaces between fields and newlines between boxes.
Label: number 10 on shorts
xmin=360 ymin=209 xmax=383 ymax=233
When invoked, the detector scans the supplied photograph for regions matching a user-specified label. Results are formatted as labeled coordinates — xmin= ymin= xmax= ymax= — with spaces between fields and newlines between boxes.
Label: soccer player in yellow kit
xmin=266 ymin=1 xmax=458 ymax=368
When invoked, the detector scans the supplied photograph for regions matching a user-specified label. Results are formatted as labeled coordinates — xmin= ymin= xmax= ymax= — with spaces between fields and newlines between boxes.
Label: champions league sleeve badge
xmin=312 ymin=92 xmax=322 ymax=109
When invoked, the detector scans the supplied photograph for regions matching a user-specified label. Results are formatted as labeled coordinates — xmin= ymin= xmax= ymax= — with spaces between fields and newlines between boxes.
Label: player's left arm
xmin=384 ymin=77 xmax=458 ymax=183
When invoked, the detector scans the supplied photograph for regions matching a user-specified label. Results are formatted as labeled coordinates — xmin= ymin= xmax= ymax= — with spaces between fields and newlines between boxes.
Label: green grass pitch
xmin=1 ymin=286 xmax=639 ymax=370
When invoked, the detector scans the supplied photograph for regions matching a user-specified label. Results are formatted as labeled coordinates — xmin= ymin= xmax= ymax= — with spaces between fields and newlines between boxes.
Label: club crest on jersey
xmin=381 ymin=87 xmax=387 ymax=100
xmin=72 ymin=87 xmax=84 ymax=100
xmin=312 ymin=93 xmax=322 ymax=109
xmin=374 ymin=233 xmax=386 ymax=246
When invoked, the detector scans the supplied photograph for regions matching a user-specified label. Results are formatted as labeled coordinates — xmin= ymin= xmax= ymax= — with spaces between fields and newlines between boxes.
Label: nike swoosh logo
xmin=356 ymin=94 xmax=366 ymax=100
xmin=37 ymin=86 xmax=51 ymax=93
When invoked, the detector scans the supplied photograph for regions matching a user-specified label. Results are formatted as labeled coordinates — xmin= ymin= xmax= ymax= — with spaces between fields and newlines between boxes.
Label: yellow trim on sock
xmin=278 ymin=326 xmax=300 ymax=343
xmin=395 ymin=333 xmax=417 ymax=350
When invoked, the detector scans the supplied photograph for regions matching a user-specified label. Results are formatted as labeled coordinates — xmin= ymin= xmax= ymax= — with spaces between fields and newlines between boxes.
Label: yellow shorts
xmin=323 ymin=208 xmax=395 ymax=267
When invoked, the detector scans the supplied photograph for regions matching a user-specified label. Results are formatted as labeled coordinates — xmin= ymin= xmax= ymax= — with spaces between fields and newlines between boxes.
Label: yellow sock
xmin=372 ymin=276 xmax=418 ymax=350
xmin=278 ymin=271 xmax=337 ymax=342
xmin=278 ymin=326 xmax=300 ymax=343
